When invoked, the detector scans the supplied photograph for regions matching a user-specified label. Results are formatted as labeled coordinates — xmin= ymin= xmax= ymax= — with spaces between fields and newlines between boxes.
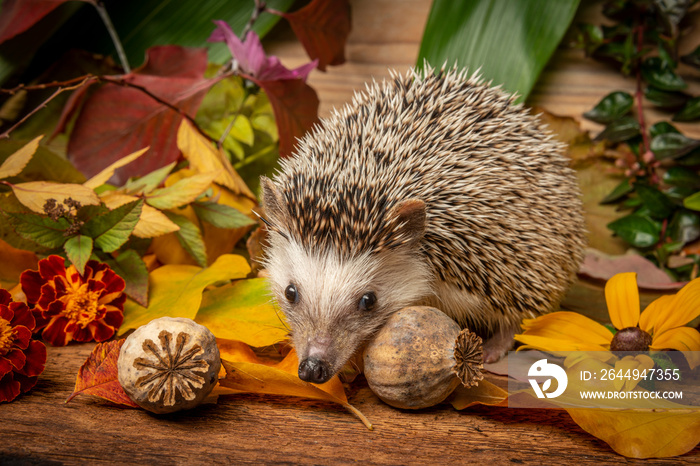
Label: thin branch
xmin=0 ymin=76 xmax=93 ymax=94
xmin=91 ymin=0 xmax=131 ymax=73
xmin=0 ymin=77 xmax=96 ymax=139
xmin=217 ymin=109 xmax=242 ymax=149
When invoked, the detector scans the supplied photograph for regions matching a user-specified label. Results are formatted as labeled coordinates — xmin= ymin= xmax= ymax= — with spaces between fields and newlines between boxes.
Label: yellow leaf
xmin=119 ymin=254 xmax=250 ymax=334
xmin=0 ymin=135 xmax=42 ymax=179
xmin=100 ymin=192 xmax=179 ymax=238
xmin=83 ymin=147 xmax=149 ymax=189
xmin=196 ymin=278 xmax=286 ymax=347
xmin=567 ymin=408 xmax=700 ymax=458
xmin=11 ymin=181 xmax=99 ymax=213
xmin=177 ymin=120 xmax=255 ymax=199
xmin=219 ymin=347 xmax=372 ymax=429
xmin=449 ymin=379 xmax=508 ymax=409
xmin=146 ymin=171 xmax=218 ymax=210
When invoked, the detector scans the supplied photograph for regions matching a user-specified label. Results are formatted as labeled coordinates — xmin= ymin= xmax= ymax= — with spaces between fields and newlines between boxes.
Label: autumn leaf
xmin=61 ymin=46 xmax=214 ymax=184
xmin=83 ymin=147 xmax=149 ymax=190
xmin=66 ymin=339 xmax=138 ymax=408
xmin=177 ymin=120 xmax=255 ymax=200
xmin=100 ymin=192 xmax=179 ymax=238
xmin=145 ymin=171 xmax=218 ymax=210
xmin=118 ymin=254 xmax=251 ymax=335
xmin=195 ymin=278 xmax=286 ymax=347
xmin=0 ymin=238 xmax=38 ymax=289
xmin=10 ymin=181 xmax=100 ymax=213
xmin=0 ymin=0 xmax=74 ymax=44
xmin=248 ymin=77 xmax=320 ymax=158
xmin=449 ymin=379 xmax=509 ymax=410
xmin=0 ymin=135 xmax=42 ymax=179
xmin=278 ymin=0 xmax=351 ymax=71
xmin=567 ymin=408 xmax=700 ymax=458
xmin=219 ymin=347 xmax=372 ymax=429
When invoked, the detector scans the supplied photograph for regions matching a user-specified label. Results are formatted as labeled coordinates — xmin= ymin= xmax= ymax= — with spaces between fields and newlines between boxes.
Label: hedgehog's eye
xmin=285 ymin=284 xmax=299 ymax=304
xmin=358 ymin=292 xmax=376 ymax=312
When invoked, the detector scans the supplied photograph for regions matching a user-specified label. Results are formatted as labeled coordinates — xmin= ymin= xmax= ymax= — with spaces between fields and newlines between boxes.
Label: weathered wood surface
xmin=1 ymin=343 xmax=697 ymax=465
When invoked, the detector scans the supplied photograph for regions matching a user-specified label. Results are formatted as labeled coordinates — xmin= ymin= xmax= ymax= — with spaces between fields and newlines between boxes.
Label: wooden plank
xmin=1 ymin=343 xmax=697 ymax=464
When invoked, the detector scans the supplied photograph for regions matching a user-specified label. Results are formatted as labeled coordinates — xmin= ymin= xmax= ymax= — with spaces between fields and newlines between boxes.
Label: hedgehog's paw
xmin=482 ymin=322 xmax=519 ymax=363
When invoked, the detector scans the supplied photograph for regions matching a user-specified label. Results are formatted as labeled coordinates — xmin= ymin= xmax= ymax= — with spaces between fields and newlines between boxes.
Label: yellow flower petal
xmin=613 ymin=355 xmax=653 ymax=392
xmin=518 ymin=311 xmax=614 ymax=346
xmin=513 ymin=334 xmax=609 ymax=352
xmin=653 ymin=277 xmax=700 ymax=336
xmin=605 ymin=272 xmax=640 ymax=330
xmin=650 ymin=327 xmax=700 ymax=370
xmin=638 ymin=294 xmax=674 ymax=334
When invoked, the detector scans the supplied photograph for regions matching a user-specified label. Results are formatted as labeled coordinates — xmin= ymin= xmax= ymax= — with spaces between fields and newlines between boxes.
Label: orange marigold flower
xmin=21 ymin=256 xmax=126 ymax=346
xmin=0 ymin=289 xmax=47 ymax=403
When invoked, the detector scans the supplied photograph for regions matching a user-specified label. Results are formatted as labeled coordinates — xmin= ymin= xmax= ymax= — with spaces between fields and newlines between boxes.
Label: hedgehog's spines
xmin=268 ymin=67 xmax=586 ymax=330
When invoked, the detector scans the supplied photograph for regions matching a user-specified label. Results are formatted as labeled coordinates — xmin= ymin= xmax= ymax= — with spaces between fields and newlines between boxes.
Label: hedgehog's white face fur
xmin=262 ymin=178 xmax=432 ymax=383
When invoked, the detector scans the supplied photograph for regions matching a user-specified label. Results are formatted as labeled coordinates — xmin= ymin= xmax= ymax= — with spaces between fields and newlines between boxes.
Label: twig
xmin=1 ymin=72 xmax=235 ymax=145
xmin=0 ymin=77 xmax=96 ymax=139
xmin=217 ymin=109 xmax=242 ymax=149
xmin=91 ymin=0 xmax=131 ymax=73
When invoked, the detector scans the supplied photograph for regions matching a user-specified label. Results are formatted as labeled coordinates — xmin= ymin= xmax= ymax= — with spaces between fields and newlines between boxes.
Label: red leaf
xmin=281 ymin=0 xmax=351 ymax=71
xmin=65 ymin=46 xmax=213 ymax=184
xmin=66 ymin=339 xmax=138 ymax=408
xmin=0 ymin=0 xmax=77 ymax=44
xmin=251 ymin=77 xmax=320 ymax=157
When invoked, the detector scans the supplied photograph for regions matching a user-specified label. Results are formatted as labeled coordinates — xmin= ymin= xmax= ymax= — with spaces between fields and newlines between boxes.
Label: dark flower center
xmin=610 ymin=326 xmax=652 ymax=353
xmin=0 ymin=317 xmax=14 ymax=356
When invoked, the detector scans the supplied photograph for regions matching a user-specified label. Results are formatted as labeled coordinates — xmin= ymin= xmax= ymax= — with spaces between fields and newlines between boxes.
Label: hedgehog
xmin=260 ymin=66 xmax=586 ymax=384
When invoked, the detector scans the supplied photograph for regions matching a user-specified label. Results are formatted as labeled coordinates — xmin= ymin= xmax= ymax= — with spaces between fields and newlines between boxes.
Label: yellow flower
xmin=515 ymin=272 xmax=700 ymax=368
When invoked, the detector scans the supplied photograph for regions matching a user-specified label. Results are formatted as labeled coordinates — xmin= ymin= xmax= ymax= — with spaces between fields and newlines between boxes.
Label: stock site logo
xmin=528 ymin=359 xmax=568 ymax=399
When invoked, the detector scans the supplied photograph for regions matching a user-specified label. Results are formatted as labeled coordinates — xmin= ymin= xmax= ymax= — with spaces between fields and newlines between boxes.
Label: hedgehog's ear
xmin=260 ymin=176 xmax=289 ymax=228
xmin=385 ymin=199 xmax=426 ymax=247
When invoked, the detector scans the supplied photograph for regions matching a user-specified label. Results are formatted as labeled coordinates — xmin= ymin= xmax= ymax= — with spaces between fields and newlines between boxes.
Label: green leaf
xmin=600 ymin=178 xmax=633 ymax=204
xmin=680 ymin=44 xmax=700 ymax=68
xmin=668 ymin=210 xmax=700 ymax=244
xmin=641 ymin=57 xmax=686 ymax=91
xmin=229 ymin=114 xmax=255 ymax=146
xmin=123 ymin=162 xmax=176 ymax=195
xmin=86 ymin=0 xmax=295 ymax=67
xmin=192 ymin=201 xmax=256 ymax=229
xmin=649 ymin=121 xmax=680 ymax=139
xmin=595 ymin=116 xmax=640 ymax=143
xmin=650 ymin=132 xmax=700 ymax=160
xmin=8 ymin=213 xmax=70 ymax=248
xmin=673 ymin=96 xmax=700 ymax=122
xmin=634 ymin=184 xmax=674 ymax=219
xmin=607 ymin=215 xmax=660 ymax=248
xmin=665 ymin=185 xmax=696 ymax=202
xmin=662 ymin=167 xmax=700 ymax=188
xmin=583 ymin=91 xmax=633 ymax=124
xmin=63 ymin=235 xmax=93 ymax=275
xmin=683 ymin=191 xmax=700 ymax=211
xmin=82 ymin=200 xmax=143 ymax=253
xmin=678 ymin=148 xmax=700 ymax=166
xmin=576 ymin=23 xmax=604 ymax=55
xmin=644 ymin=86 xmax=690 ymax=109
xmin=165 ymin=211 xmax=207 ymax=267
xmin=416 ymin=0 xmax=581 ymax=102
xmin=105 ymin=249 xmax=149 ymax=306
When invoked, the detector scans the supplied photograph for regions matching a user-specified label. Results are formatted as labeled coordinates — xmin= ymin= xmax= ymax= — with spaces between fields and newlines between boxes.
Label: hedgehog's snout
xmin=298 ymin=357 xmax=331 ymax=384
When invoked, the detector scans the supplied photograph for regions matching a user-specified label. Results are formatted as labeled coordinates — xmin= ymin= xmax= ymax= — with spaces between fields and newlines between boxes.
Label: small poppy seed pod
xmin=363 ymin=306 xmax=484 ymax=410
xmin=117 ymin=317 xmax=221 ymax=414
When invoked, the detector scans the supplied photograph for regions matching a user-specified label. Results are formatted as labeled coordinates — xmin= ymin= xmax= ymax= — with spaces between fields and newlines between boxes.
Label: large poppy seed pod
xmin=363 ymin=306 xmax=484 ymax=409
xmin=118 ymin=317 xmax=220 ymax=414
